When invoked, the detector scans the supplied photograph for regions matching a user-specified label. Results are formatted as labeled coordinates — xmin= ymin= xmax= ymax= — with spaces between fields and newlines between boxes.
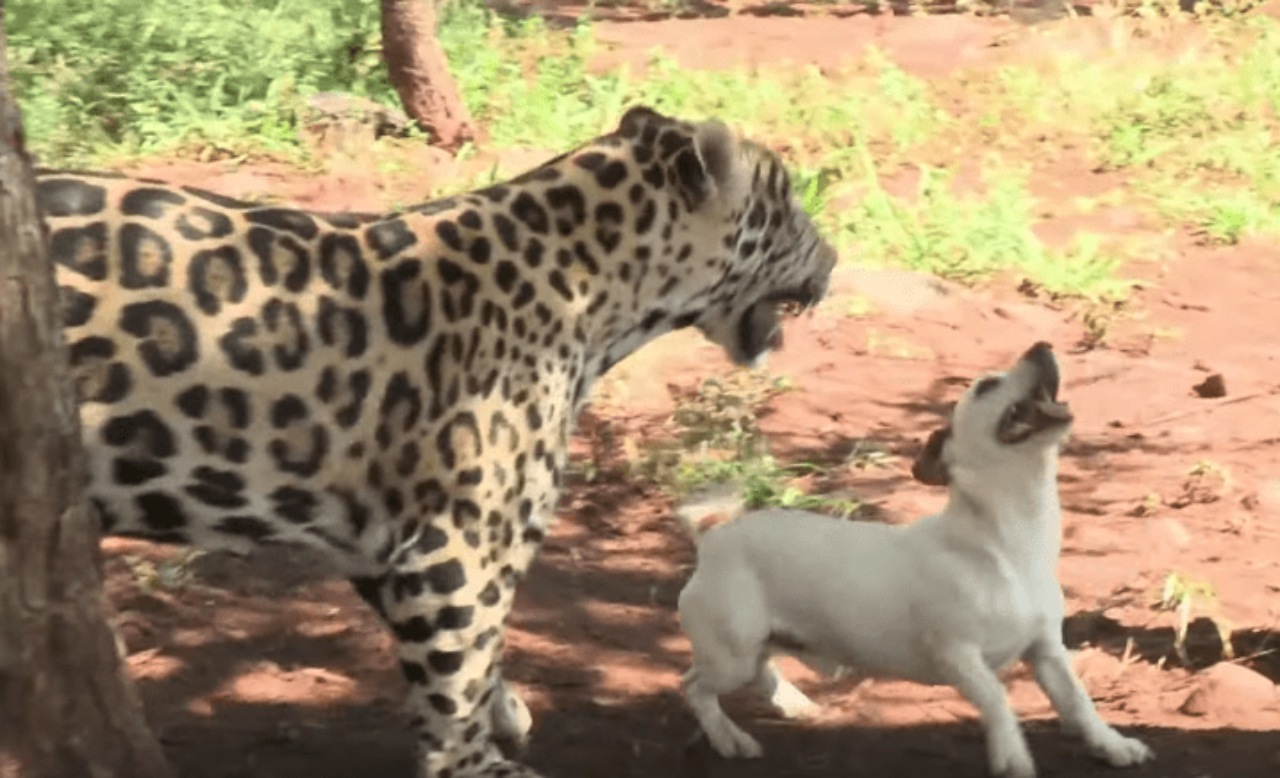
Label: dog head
xmin=912 ymin=341 xmax=1073 ymax=488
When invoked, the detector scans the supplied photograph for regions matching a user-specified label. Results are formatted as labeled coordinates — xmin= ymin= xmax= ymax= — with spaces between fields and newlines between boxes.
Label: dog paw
xmin=1089 ymin=731 xmax=1154 ymax=768
xmin=988 ymin=742 xmax=1036 ymax=778
xmin=704 ymin=722 xmax=764 ymax=759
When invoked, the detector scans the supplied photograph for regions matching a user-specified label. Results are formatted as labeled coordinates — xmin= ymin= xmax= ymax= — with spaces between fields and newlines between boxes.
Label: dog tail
xmin=674 ymin=483 xmax=747 ymax=545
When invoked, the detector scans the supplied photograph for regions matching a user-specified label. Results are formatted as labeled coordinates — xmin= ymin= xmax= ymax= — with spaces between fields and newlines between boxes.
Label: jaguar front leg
xmin=374 ymin=551 xmax=539 ymax=778
xmin=350 ymin=574 xmax=532 ymax=750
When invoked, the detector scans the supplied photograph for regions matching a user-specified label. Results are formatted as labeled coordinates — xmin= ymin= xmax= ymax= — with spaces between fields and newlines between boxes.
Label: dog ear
xmin=911 ymin=426 xmax=952 ymax=486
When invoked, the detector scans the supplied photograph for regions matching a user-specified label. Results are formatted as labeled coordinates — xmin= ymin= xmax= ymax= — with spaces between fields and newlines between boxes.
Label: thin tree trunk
xmin=0 ymin=19 xmax=174 ymax=778
xmin=381 ymin=0 xmax=482 ymax=151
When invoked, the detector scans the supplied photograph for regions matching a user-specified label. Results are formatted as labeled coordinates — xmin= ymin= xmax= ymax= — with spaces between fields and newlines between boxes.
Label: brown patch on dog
xmin=690 ymin=508 xmax=740 ymax=537
xmin=911 ymin=426 xmax=952 ymax=487
xmin=675 ymin=485 xmax=747 ymax=541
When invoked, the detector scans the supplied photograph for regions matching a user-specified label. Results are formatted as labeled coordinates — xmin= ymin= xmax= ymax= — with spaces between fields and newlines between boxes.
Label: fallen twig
xmin=1144 ymin=391 xmax=1272 ymax=427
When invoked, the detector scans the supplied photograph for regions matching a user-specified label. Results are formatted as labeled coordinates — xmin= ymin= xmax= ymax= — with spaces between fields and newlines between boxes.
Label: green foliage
xmin=673 ymin=454 xmax=861 ymax=518
xmin=1020 ymin=17 xmax=1280 ymax=243
xmin=10 ymin=0 xmax=395 ymax=162
xmin=17 ymin=1 xmax=1279 ymax=292
xmin=440 ymin=12 xmax=623 ymax=149
xmin=11 ymin=0 xmax=952 ymax=168
xmin=944 ymin=15 xmax=1280 ymax=246
xmin=633 ymin=370 xmax=859 ymax=518
xmin=852 ymin=163 xmax=1128 ymax=300
xmin=788 ymin=136 xmax=1131 ymax=301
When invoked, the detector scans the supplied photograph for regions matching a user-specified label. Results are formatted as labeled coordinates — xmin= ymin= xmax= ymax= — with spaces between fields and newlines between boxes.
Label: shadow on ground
xmin=1066 ymin=610 xmax=1280 ymax=684
xmin=147 ymin=685 xmax=1280 ymax=778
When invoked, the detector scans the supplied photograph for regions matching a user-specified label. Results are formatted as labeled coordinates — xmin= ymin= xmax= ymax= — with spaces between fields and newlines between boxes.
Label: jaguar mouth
xmin=995 ymin=342 xmax=1073 ymax=444
xmin=734 ymin=278 xmax=826 ymax=365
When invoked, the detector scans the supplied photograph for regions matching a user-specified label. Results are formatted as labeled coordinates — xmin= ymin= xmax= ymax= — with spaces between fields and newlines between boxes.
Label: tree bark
xmin=0 ymin=20 xmax=174 ymax=778
xmin=381 ymin=0 xmax=482 ymax=151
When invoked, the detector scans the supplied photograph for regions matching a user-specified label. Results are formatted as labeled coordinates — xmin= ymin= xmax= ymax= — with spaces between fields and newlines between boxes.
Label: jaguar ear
xmin=673 ymin=118 xmax=738 ymax=211
xmin=911 ymin=426 xmax=952 ymax=487
xmin=617 ymin=105 xmax=666 ymax=138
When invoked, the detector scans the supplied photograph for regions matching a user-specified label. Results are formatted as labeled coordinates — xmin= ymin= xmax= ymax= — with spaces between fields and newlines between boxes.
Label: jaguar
xmin=37 ymin=105 xmax=838 ymax=777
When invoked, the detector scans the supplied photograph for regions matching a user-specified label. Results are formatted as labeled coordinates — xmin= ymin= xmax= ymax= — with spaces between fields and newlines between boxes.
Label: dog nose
xmin=1024 ymin=341 xmax=1053 ymax=360
xmin=1022 ymin=341 xmax=1060 ymax=398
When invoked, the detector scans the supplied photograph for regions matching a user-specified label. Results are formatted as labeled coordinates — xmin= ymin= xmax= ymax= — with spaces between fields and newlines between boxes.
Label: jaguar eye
xmin=778 ymin=299 xmax=804 ymax=317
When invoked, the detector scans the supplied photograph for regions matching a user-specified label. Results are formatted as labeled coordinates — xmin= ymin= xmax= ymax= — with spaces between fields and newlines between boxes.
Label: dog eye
xmin=974 ymin=377 xmax=1001 ymax=397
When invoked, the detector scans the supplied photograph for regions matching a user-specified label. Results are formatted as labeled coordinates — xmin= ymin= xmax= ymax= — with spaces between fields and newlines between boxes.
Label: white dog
xmin=675 ymin=342 xmax=1154 ymax=778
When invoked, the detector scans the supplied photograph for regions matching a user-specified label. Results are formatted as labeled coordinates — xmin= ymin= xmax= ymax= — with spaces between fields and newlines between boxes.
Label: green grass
xmin=636 ymin=368 xmax=861 ymax=518
xmin=9 ymin=0 xmax=395 ymax=162
xmin=802 ymin=140 xmax=1131 ymax=301
xmin=10 ymin=0 xmax=952 ymax=165
xmin=12 ymin=1 xmax=1280 ymax=294
xmin=953 ymin=14 xmax=1280 ymax=246
xmin=1090 ymin=27 xmax=1280 ymax=244
xmin=672 ymin=454 xmax=862 ymax=518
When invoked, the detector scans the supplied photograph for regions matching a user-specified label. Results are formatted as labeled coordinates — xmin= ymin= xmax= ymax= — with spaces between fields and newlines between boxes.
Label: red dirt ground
xmin=101 ymin=9 xmax=1280 ymax=778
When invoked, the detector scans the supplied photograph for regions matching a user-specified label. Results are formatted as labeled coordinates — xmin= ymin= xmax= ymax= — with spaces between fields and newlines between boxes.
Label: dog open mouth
xmin=996 ymin=346 xmax=1074 ymax=444
xmin=735 ymin=280 xmax=825 ymax=363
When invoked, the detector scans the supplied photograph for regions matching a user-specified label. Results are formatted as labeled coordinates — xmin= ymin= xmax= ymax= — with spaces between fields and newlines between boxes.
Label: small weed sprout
xmin=123 ymin=550 xmax=202 ymax=594
xmin=1171 ymin=459 xmax=1233 ymax=508
xmin=639 ymin=370 xmax=860 ymax=519
xmin=1155 ymin=571 xmax=1235 ymax=666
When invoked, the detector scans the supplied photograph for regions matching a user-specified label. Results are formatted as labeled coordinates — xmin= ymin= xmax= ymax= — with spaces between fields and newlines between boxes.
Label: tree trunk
xmin=381 ymin=0 xmax=481 ymax=151
xmin=0 ymin=21 xmax=174 ymax=778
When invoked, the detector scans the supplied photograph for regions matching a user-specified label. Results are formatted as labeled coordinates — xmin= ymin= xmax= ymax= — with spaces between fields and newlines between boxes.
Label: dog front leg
xmin=935 ymin=644 xmax=1036 ymax=778
xmin=1025 ymin=638 xmax=1154 ymax=769
xmin=683 ymin=665 xmax=766 ymax=759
